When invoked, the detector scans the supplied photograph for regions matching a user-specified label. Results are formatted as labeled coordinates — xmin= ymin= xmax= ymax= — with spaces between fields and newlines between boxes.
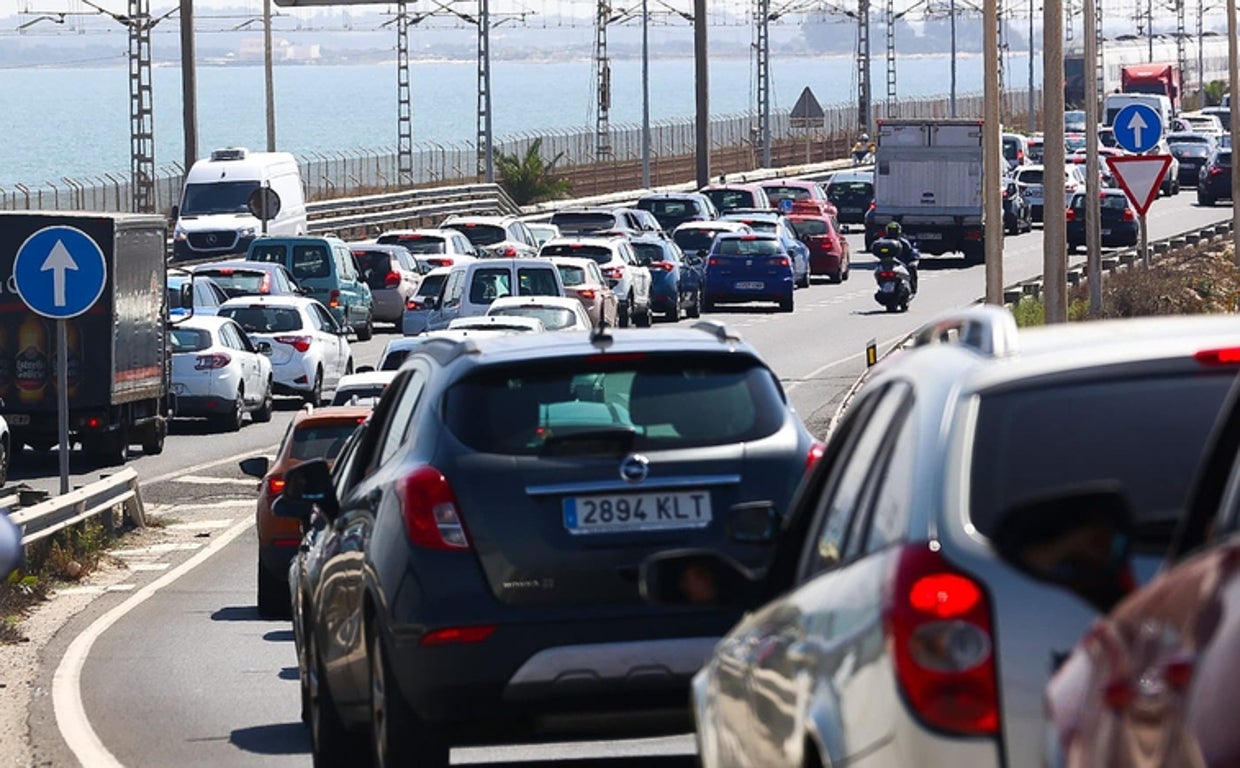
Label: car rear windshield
xmin=703 ymin=190 xmax=754 ymax=211
xmin=199 ymin=269 xmax=268 ymax=297
xmin=352 ymin=250 xmax=397 ymax=290
xmin=331 ymin=386 xmax=387 ymax=406
xmin=1069 ymin=194 xmax=1129 ymax=210
xmin=1017 ymin=170 xmax=1045 ymax=184
xmin=727 ymin=218 xmax=776 ymax=234
xmin=468 ymin=267 xmax=560 ymax=304
xmin=539 ymin=244 xmax=613 ymax=264
xmin=631 ymin=242 xmax=668 ymax=265
xmin=713 ymin=238 xmax=782 ymax=257
xmin=489 ymin=306 xmax=578 ymax=330
xmin=169 ymin=328 xmax=211 ymax=353
xmin=218 ymin=306 xmax=304 ymax=333
xmin=453 ymin=224 xmax=506 ymax=247
xmin=550 ymin=212 xmax=616 ymax=233
xmin=639 ymin=199 xmax=696 ymax=219
xmin=378 ymin=234 xmax=447 ymax=255
xmin=1216 ymin=151 xmax=1233 ymax=167
xmin=789 ymin=218 xmax=830 ymax=237
xmin=762 ymin=186 xmax=811 ymax=203
xmin=415 ymin=273 xmax=447 ymax=298
xmin=289 ymin=423 xmax=360 ymax=461
xmin=826 ymin=181 xmax=872 ymax=204
xmin=969 ymin=373 xmax=1233 ymax=551
xmin=444 ymin=354 xmax=786 ymax=455
xmin=556 ymin=265 xmax=587 ymax=287
xmin=673 ymin=230 xmax=718 ymax=252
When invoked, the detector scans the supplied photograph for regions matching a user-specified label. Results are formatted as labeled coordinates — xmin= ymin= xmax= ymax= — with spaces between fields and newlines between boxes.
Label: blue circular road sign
xmin=1112 ymin=103 xmax=1163 ymax=154
xmin=13 ymin=226 xmax=108 ymax=319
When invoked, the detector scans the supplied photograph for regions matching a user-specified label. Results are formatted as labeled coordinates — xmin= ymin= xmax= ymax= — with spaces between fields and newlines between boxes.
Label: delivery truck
xmin=865 ymin=118 xmax=987 ymax=264
xmin=0 ymin=211 xmax=174 ymax=464
xmin=1121 ymin=62 xmax=1182 ymax=114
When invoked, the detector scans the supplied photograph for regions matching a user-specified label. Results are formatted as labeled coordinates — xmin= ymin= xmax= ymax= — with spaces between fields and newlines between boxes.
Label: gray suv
xmin=278 ymin=322 xmax=819 ymax=768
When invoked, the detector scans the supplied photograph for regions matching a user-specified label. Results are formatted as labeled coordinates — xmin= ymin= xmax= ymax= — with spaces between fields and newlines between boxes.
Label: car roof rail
xmin=416 ymin=335 xmax=481 ymax=363
xmin=910 ymin=305 xmax=1020 ymax=357
xmin=691 ymin=320 xmax=743 ymax=344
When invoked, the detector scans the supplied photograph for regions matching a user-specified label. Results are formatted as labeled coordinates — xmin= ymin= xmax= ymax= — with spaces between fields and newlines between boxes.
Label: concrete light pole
xmin=1043 ymin=0 xmax=1067 ymax=321
xmin=694 ymin=0 xmax=709 ymax=187
xmin=179 ymin=0 xmax=197 ymax=170
xmin=264 ymin=0 xmax=275 ymax=152
xmin=641 ymin=0 xmax=651 ymax=188
xmin=1229 ymin=0 xmax=1239 ymax=264
xmin=1084 ymin=0 xmax=1102 ymax=312
xmin=985 ymin=0 xmax=1004 ymax=303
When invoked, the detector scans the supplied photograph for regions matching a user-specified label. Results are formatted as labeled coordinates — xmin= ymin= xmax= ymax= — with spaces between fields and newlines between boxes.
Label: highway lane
xmin=23 ymin=189 xmax=1233 ymax=767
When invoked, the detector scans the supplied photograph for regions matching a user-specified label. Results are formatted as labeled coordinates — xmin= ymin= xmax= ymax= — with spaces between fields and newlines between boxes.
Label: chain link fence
xmin=0 ymin=88 xmax=1040 ymax=215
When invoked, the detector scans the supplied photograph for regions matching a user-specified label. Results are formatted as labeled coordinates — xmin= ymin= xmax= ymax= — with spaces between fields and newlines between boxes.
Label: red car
xmin=787 ymin=213 xmax=851 ymax=283
xmin=759 ymin=178 xmax=839 ymax=218
xmin=1033 ymin=374 xmax=1240 ymax=768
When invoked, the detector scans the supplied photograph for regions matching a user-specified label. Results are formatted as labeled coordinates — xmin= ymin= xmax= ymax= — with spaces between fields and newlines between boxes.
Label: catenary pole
xmin=1084 ymin=0 xmax=1102 ymax=311
xmin=985 ymin=0 xmax=1004 ymax=303
xmin=1229 ymin=0 xmax=1239 ymax=265
xmin=694 ymin=0 xmax=709 ymax=187
xmin=264 ymin=0 xmax=275 ymax=152
xmin=179 ymin=0 xmax=197 ymax=171
xmin=1043 ymin=0 xmax=1067 ymax=321
xmin=641 ymin=0 xmax=651 ymax=188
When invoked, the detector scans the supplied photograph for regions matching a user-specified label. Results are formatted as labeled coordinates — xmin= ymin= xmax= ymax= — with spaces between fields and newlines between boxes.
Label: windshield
xmin=378 ymin=234 xmax=446 ymax=254
xmin=288 ymin=423 xmax=359 ymax=461
xmin=556 ymin=265 xmax=587 ymax=287
xmin=490 ymin=306 xmax=578 ymax=330
xmin=826 ymin=181 xmax=872 ymax=204
xmin=199 ymin=269 xmax=271 ymax=297
xmin=539 ymin=244 xmax=613 ymax=264
xmin=550 ymin=212 xmax=616 ymax=233
xmin=453 ymin=224 xmax=507 ymax=247
xmin=703 ymin=189 xmax=755 ymax=212
xmin=712 ymin=237 xmax=781 ymax=257
xmin=218 ymin=306 xmax=304 ymax=333
xmin=169 ymin=328 xmax=211 ymax=352
xmin=673 ymin=229 xmax=718 ymax=253
xmin=180 ymin=181 xmax=260 ymax=216
xmin=415 ymin=273 xmax=447 ymax=298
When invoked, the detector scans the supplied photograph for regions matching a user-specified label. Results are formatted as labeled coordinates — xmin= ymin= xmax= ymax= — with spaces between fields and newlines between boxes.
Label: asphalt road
xmin=21 ymin=189 xmax=1234 ymax=767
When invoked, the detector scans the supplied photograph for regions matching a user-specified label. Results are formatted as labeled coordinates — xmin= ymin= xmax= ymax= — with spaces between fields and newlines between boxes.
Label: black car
xmin=280 ymin=326 xmax=819 ymax=768
xmin=823 ymin=170 xmax=874 ymax=227
xmin=548 ymin=207 xmax=660 ymax=239
xmin=1066 ymin=188 xmax=1138 ymax=250
xmin=1002 ymin=178 xmax=1032 ymax=235
xmin=1167 ymin=131 xmax=1217 ymax=186
xmin=635 ymin=192 xmax=720 ymax=232
xmin=1198 ymin=148 xmax=1233 ymax=207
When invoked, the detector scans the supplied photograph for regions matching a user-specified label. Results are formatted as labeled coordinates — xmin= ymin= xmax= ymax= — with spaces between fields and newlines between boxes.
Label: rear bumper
xmin=809 ymin=252 xmax=843 ymax=275
xmin=172 ymin=394 xmax=235 ymax=416
xmin=370 ymin=291 xmax=406 ymax=322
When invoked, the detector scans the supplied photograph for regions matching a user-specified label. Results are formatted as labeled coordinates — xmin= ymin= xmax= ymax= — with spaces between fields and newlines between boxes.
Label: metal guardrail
xmin=5 ymin=468 xmax=145 ymax=546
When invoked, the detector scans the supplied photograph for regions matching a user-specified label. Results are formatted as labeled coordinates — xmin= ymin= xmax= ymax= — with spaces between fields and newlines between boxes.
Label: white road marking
xmin=143 ymin=446 xmax=279 ymax=488
xmin=126 ymin=563 xmax=170 ymax=572
xmin=53 ymin=516 xmax=255 ymax=768
xmin=56 ymin=584 xmax=136 ymax=596
xmin=110 ymin=542 xmax=203 ymax=558
xmin=173 ymin=476 xmax=260 ymax=487
xmin=165 ymin=519 xmax=236 ymax=531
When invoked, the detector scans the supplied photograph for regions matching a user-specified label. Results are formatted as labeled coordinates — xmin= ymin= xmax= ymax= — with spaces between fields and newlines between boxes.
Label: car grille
xmin=188 ymin=231 xmax=240 ymax=250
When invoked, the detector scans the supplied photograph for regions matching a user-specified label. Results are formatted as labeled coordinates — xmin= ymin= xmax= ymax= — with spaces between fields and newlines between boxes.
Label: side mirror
xmin=638 ymin=549 xmax=764 ymax=608
xmin=255 ymin=340 xmax=273 ymax=356
xmin=991 ymin=483 xmax=1136 ymax=613
xmin=239 ymin=456 xmax=270 ymax=478
xmin=180 ymin=283 xmax=194 ymax=313
xmin=356 ymin=365 xmax=375 ymax=374
xmin=278 ymin=459 xmax=340 ymax=522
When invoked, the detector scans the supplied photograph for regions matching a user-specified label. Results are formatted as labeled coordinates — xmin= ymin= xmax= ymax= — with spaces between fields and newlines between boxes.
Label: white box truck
xmin=171 ymin=147 xmax=307 ymax=263
xmin=865 ymin=119 xmax=986 ymax=264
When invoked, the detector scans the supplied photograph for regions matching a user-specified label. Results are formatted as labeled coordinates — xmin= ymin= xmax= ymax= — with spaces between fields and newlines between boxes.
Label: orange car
xmin=240 ymin=404 xmax=370 ymax=618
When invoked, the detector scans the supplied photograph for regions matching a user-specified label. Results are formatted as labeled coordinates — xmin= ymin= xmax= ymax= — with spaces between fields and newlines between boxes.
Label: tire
xmin=635 ymin=302 xmax=652 ymax=328
xmin=702 ymin=297 xmax=716 ymax=313
xmin=779 ymin=295 xmax=795 ymax=313
xmin=885 ymin=303 xmax=899 ymax=313
xmin=141 ymin=417 xmax=166 ymax=455
xmin=829 ymin=267 xmax=843 ymax=284
xmin=686 ymin=289 xmax=701 ymax=319
xmin=256 ymin=562 xmax=290 ymax=619
xmin=617 ymin=296 xmax=631 ymax=328
xmin=304 ymin=370 xmax=323 ymax=406
xmin=1199 ymin=192 xmax=1214 ymax=207
xmin=797 ymin=270 xmax=810 ymax=289
xmin=356 ymin=313 xmax=374 ymax=342
xmin=842 ymin=259 xmax=851 ymax=281
xmin=217 ymin=389 xmax=244 ymax=432
xmin=90 ymin=425 xmax=129 ymax=467
xmin=345 ymin=358 xmax=354 ymax=376
xmin=309 ymin=633 xmax=356 ymax=768
xmin=0 ymin=438 xmax=9 ymax=489
xmin=664 ymin=295 xmax=681 ymax=323
xmin=253 ymin=382 xmax=274 ymax=423
xmin=370 ymin=627 xmax=449 ymax=768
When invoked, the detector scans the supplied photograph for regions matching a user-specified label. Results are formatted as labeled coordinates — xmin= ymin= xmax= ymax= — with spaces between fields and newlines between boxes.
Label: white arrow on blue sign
xmin=1112 ymin=103 xmax=1163 ymax=154
xmin=13 ymin=226 xmax=108 ymax=319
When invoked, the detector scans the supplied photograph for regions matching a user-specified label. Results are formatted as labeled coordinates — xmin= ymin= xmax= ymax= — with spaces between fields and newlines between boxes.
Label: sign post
xmin=13 ymin=226 xmax=108 ymax=494
xmin=1106 ymin=155 xmax=1172 ymax=270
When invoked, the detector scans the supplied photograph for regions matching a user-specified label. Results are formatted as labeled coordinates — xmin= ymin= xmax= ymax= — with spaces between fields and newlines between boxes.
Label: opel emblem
xmin=619 ymin=454 xmax=649 ymax=483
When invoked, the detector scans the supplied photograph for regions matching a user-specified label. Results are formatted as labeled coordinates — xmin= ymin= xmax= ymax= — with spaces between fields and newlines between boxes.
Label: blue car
xmin=167 ymin=269 xmax=229 ymax=318
xmin=719 ymin=210 xmax=812 ymax=288
xmin=702 ymin=232 xmax=795 ymax=313
xmin=630 ymin=235 xmax=701 ymax=321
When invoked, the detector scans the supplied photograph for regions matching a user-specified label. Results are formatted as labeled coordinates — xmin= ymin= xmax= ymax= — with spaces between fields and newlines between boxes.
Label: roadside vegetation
xmin=495 ymin=138 xmax=573 ymax=205
xmin=1011 ymin=240 xmax=1240 ymax=327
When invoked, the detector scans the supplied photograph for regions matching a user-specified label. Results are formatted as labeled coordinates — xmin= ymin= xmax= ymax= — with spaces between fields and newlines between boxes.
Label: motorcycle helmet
xmin=859 ymin=133 xmax=870 ymax=142
xmin=885 ymin=221 xmax=903 ymax=236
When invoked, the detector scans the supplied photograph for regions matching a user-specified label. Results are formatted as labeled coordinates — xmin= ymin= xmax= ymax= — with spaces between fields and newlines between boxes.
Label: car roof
xmin=423 ymin=266 xmax=452 ymax=276
xmin=380 ymin=228 xmax=466 ymax=238
xmin=827 ymin=170 xmax=874 ymax=183
xmin=541 ymin=236 xmax=622 ymax=249
xmin=1167 ymin=131 xmax=1214 ymax=141
xmin=672 ymin=220 xmax=750 ymax=233
xmin=174 ymin=314 xmax=234 ymax=332
xmin=714 ymin=231 xmax=780 ymax=241
xmin=447 ymin=315 xmax=545 ymax=332
xmin=441 ymin=215 xmax=514 ymax=226
xmin=219 ymin=295 xmax=316 ymax=309
xmin=193 ymin=261 xmax=283 ymax=273
xmin=291 ymin=404 xmax=372 ymax=426
xmin=488 ymin=295 xmax=584 ymax=311
xmin=699 ymin=182 xmax=765 ymax=191
xmin=638 ymin=191 xmax=708 ymax=200
xmin=336 ymin=371 xmax=398 ymax=388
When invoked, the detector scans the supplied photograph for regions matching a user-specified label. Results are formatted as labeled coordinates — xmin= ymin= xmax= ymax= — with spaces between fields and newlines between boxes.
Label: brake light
xmin=329 ymin=289 xmax=341 ymax=308
xmin=419 ymin=625 xmax=497 ymax=647
xmin=1065 ymin=208 xmax=1076 ymax=222
xmin=805 ymin=440 xmax=825 ymax=473
xmin=217 ymin=267 xmax=235 ymax=275
xmin=428 ymin=257 xmax=452 ymax=267
xmin=396 ymin=466 xmax=470 ymax=550
xmin=1121 ymin=207 xmax=1135 ymax=222
xmin=651 ymin=261 xmax=674 ymax=272
xmin=1194 ymin=347 xmax=1240 ymax=365
xmin=878 ymin=270 xmax=897 ymax=279
xmin=267 ymin=476 xmax=286 ymax=496
xmin=406 ymin=298 xmax=424 ymax=310
xmin=768 ymin=256 xmax=790 ymax=267
xmin=884 ymin=543 xmax=998 ymax=736
xmin=384 ymin=271 xmax=402 ymax=287
xmin=86 ymin=416 xmax=102 ymax=429
xmin=604 ymin=266 xmax=625 ymax=280
xmin=708 ymin=257 xmax=719 ymax=266
xmin=868 ymin=201 xmax=876 ymax=210
xmin=1211 ymin=166 xmax=1227 ymax=176
xmin=498 ymin=245 xmax=518 ymax=258
xmin=275 ymin=335 xmax=312 ymax=353
xmin=810 ymin=235 xmax=833 ymax=252
xmin=576 ymin=289 xmax=596 ymax=299
xmin=194 ymin=353 xmax=231 ymax=370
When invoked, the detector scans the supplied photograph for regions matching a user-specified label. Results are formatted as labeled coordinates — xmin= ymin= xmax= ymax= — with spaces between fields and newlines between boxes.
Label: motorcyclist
xmin=871 ymin=221 xmax=919 ymax=294
xmin=851 ymin=133 xmax=871 ymax=165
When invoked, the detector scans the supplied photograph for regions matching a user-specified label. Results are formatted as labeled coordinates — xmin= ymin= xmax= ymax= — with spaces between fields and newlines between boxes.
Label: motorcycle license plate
xmin=880 ymin=282 xmax=896 ymax=293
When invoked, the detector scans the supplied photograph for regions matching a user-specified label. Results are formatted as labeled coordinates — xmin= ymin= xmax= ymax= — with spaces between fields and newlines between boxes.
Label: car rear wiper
xmin=539 ymin=426 xmax=638 ymax=457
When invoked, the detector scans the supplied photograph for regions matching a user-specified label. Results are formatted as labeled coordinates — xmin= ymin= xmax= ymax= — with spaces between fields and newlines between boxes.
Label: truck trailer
xmin=0 ymin=211 xmax=172 ymax=464
xmin=1121 ymin=62 xmax=1181 ymax=114
xmin=865 ymin=118 xmax=987 ymax=264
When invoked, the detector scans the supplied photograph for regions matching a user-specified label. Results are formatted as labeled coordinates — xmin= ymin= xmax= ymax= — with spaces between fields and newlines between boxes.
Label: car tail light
xmin=428 ymin=257 xmax=452 ymax=267
xmin=805 ymin=440 xmax=826 ymax=473
xmin=651 ymin=261 xmax=674 ymax=272
xmin=275 ymin=335 xmax=312 ymax=353
xmin=809 ymin=235 xmax=834 ymax=252
xmin=396 ymin=466 xmax=470 ymax=550
xmin=419 ymin=625 xmax=497 ymax=647
xmin=603 ymin=265 xmax=625 ymax=281
xmin=267 ymin=476 xmax=286 ymax=496
xmin=384 ymin=271 xmax=402 ymax=287
xmin=1002 ymin=188 xmax=1010 ymax=199
xmin=258 ymin=273 xmax=272 ymax=294
xmin=195 ymin=353 xmax=231 ymax=370
xmin=878 ymin=269 xmax=897 ymax=279
xmin=964 ymin=230 xmax=982 ymax=241
xmin=576 ymin=289 xmax=596 ymax=299
xmin=1065 ymin=209 xmax=1076 ymax=222
xmin=768 ymin=256 xmax=790 ymax=267
xmin=708 ymin=257 xmax=720 ymax=267
xmin=1194 ymin=347 xmax=1240 ymax=365
xmin=868 ymin=201 xmax=876 ymax=210
xmin=1121 ymin=207 xmax=1135 ymax=221
xmin=1211 ymin=166 xmax=1226 ymax=176
xmin=329 ymin=289 xmax=341 ymax=308
xmin=498 ymin=245 xmax=518 ymax=258
xmin=406 ymin=297 xmax=425 ymax=311
xmin=884 ymin=543 xmax=998 ymax=736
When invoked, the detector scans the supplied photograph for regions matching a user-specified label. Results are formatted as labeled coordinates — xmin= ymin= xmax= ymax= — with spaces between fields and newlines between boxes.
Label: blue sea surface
xmin=0 ymin=52 xmax=1029 ymax=185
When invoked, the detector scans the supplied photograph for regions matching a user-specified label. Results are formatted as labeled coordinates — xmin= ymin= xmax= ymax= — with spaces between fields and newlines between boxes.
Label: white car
xmin=217 ymin=295 xmax=353 ymax=406
xmin=445 ymin=315 xmax=545 ymax=333
xmin=168 ymin=315 xmax=274 ymax=431
xmin=538 ymin=236 xmax=653 ymax=328
xmin=485 ymin=295 xmax=592 ymax=332
xmin=527 ymin=222 xmax=562 ymax=248
xmin=402 ymin=266 xmax=452 ymax=336
xmin=376 ymin=328 xmax=522 ymax=371
xmin=329 ymin=370 xmax=397 ymax=407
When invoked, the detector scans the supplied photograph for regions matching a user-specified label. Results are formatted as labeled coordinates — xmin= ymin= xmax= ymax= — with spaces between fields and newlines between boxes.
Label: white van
xmin=1103 ymin=93 xmax=1174 ymax=132
xmin=171 ymin=147 xmax=307 ymax=263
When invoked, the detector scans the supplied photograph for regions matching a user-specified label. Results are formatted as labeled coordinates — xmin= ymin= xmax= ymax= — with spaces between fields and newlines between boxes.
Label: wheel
xmin=304 ymin=370 xmax=323 ymax=406
xmin=885 ymin=303 xmax=899 ymax=313
xmin=257 ymin=562 xmax=290 ymax=619
xmin=217 ymin=388 xmax=244 ymax=432
xmin=1199 ymin=192 xmax=1215 ymax=207
xmin=635 ymin=302 xmax=652 ymax=328
xmin=686 ymin=289 xmax=701 ymax=319
xmin=1172 ymin=179 xmax=1181 ymax=195
xmin=842 ymin=258 xmax=851 ymax=281
xmin=829 ymin=267 xmax=843 ymax=284
xmin=356 ymin=313 xmax=373 ymax=342
xmin=309 ymin=633 xmax=357 ymax=768
xmin=370 ymin=627 xmax=449 ymax=768
xmin=89 ymin=424 xmax=129 ymax=466
xmin=253 ymin=382 xmax=274 ymax=423
xmin=779 ymin=295 xmax=794 ymax=313
xmin=701 ymin=297 xmax=716 ymax=313
xmin=141 ymin=417 xmax=166 ymax=455
xmin=0 ymin=438 xmax=9 ymax=488
xmin=617 ymin=297 xmax=631 ymax=328
xmin=664 ymin=295 xmax=682 ymax=323
xmin=345 ymin=358 xmax=354 ymax=376
xmin=797 ymin=270 xmax=810 ymax=289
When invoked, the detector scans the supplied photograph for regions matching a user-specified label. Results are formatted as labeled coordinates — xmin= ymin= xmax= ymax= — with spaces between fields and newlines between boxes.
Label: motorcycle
xmin=873 ymin=241 xmax=917 ymax=313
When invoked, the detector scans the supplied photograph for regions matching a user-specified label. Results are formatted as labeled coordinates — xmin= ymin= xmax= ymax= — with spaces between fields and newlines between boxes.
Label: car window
xmin=218 ymin=322 xmax=243 ymax=350
xmin=335 ymin=245 xmax=358 ymax=280
xmin=218 ymin=306 xmax=303 ymax=333
xmin=416 ymin=273 xmax=448 ymax=299
xmin=444 ymin=353 xmax=784 ymax=455
xmin=557 ymin=265 xmax=587 ymax=287
xmin=713 ymin=237 xmax=781 ymax=257
xmin=490 ymin=306 xmax=577 ymax=330
xmin=311 ymin=303 xmax=337 ymax=333
xmin=861 ymin=403 xmax=916 ymax=554
xmin=454 ymin=223 xmax=507 ymax=247
xmin=703 ymin=189 xmax=753 ymax=211
xmin=292 ymin=245 xmax=331 ymax=280
xmin=588 ymin=262 xmax=607 ymax=284
xmin=540 ymin=244 xmax=613 ymax=263
xmin=169 ymin=327 xmax=211 ymax=352
xmin=443 ymin=270 xmax=466 ymax=307
xmin=469 ymin=268 xmax=513 ymax=304
xmin=673 ymin=229 xmax=718 ymax=253
xmin=376 ymin=367 xmax=427 ymax=467
xmin=517 ymin=268 xmax=561 ymax=297
xmin=331 ymin=422 xmax=370 ymax=502
xmin=798 ymin=383 xmax=909 ymax=581
xmin=289 ymin=422 xmax=359 ymax=461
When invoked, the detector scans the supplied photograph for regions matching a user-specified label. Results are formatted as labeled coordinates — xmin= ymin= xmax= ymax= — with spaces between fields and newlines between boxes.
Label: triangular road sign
xmin=1106 ymin=155 xmax=1172 ymax=216
xmin=790 ymin=87 xmax=825 ymax=120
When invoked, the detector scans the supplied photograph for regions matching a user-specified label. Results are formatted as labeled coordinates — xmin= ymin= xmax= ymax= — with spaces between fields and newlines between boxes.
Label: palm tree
xmin=495 ymin=138 xmax=572 ymax=206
